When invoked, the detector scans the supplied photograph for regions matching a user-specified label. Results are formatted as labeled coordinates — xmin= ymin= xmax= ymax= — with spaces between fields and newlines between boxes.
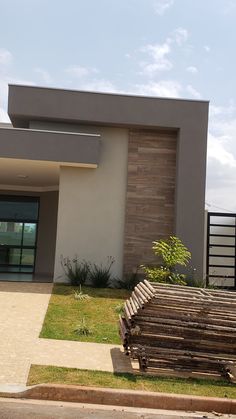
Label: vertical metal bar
xmin=32 ymin=221 xmax=38 ymax=274
xmin=206 ymin=212 xmax=210 ymax=287
xmin=234 ymin=215 xmax=236 ymax=289
xmin=19 ymin=222 xmax=24 ymax=271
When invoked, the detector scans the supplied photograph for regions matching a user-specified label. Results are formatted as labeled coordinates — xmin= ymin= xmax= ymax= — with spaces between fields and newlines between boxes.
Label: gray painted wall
xmin=35 ymin=191 xmax=58 ymax=276
xmin=0 ymin=126 xmax=100 ymax=166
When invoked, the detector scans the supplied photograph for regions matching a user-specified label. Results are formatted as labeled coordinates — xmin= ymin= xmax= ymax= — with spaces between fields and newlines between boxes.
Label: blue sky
xmin=0 ymin=0 xmax=236 ymax=211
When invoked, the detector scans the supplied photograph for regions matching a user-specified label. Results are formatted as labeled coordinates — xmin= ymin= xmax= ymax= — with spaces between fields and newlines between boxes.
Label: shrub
xmin=114 ymin=303 xmax=125 ymax=315
xmin=143 ymin=265 xmax=186 ymax=285
xmin=74 ymin=286 xmax=91 ymax=300
xmin=141 ymin=236 xmax=191 ymax=285
xmin=74 ymin=317 xmax=93 ymax=336
xmin=61 ymin=255 xmax=90 ymax=286
xmin=90 ymin=256 xmax=115 ymax=288
xmin=185 ymin=269 xmax=216 ymax=289
xmin=152 ymin=236 xmax=191 ymax=269
xmin=186 ymin=276 xmax=206 ymax=288
xmin=116 ymin=269 xmax=141 ymax=290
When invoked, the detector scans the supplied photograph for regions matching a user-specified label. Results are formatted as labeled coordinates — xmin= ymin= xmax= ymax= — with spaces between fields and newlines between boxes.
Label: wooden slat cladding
xmin=123 ymin=129 xmax=177 ymax=274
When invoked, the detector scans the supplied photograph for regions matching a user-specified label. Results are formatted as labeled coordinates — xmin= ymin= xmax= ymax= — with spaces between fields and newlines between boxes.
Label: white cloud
xmin=207 ymin=133 xmax=236 ymax=167
xmin=76 ymin=76 xmax=182 ymax=98
xmin=154 ymin=0 xmax=174 ymax=16
xmin=0 ymin=107 xmax=10 ymax=122
xmin=186 ymin=84 xmax=201 ymax=99
xmin=0 ymin=48 xmax=12 ymax=66
xmin=140 ymin=27 xmax=188 ymax=76
xmin=65 ymin=65 xmax=98 ymax=78
xmin=75 ymin=78 xmax=118 ymax=93
xmin=133 ymin=80 xmax=182 ymax=98
xmin=140 ymin=43 xmax=172 ymax=74
xmin=0 ymin=48 xmax=34 ymax=122
xmin=210 ymin=103 xmax=236 ymax=118
xmin=204 ymin=45 xmax=210 ymax=53
xmin=186 ymin=66 xmax=198 ymax=74
xmin=0 ymin=76 xmax=35 ymax=122
xmin=206 ymin=102 xmax=236 ymax=211
xmin=34 ymin=68 xmax=52 ymax=84
xmin=208 ymin=103 xmax=236 ymax=166
xmin=223 ymin=1 xmax=236 ymax=14
xmin=171 ymin=27 xmax=188 ymax=46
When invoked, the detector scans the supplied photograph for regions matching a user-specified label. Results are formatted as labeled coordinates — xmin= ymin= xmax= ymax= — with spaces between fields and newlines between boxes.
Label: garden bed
xmin=40 ymin=285 xmax=130 ymax=344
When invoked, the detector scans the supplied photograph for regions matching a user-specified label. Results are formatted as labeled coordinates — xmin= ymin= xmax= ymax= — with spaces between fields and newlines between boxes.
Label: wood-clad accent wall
xmin=123 ymin=128 xmax=177 ymax=274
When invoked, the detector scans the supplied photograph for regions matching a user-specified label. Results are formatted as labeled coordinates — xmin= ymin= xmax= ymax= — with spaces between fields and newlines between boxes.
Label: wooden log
xmin=135 ymin=313 xmax=236 ymax=331
xmin=129 ymin=296 xmax=138 ymax=315
xmin=150 ymin=289 xmax=236 ymax=305
xmin=124 ymin=302 xmax=132 ymax=321
xmin=119 ymin=281 xmax=236 ymax=382
xmin=131 ymin=291 xmax=143 ymax=310
xmin=147 ymin=301 xmax=236 ymax=318
xmin=134 ymin=314 xmax=236 ymax=333
xmin=134 ymin=287 xmax=149 ymax=305
xmin=133 ymin=290 xmax=146 ymax=308
xmin=119 ymin=315 xmax=129 ymax=336
xmin=137 ymin=281 xmax=153 ymax=300
xmin=128 ymin=331 xmax=236 ymax=352
xmin=135 ymin=309 xmax=236 ymax=328
xmin=150 ymin=282 xmax=236 ymax=298
xmin=131 ymin=345 xmax=236 ymax=361
xmin=126 ymin=299 xmax=136 ymax=317
xmin=143 ymin=279 xmax=155 ymax=294
xmin=133 ymin=322 xmax=236 ymax=344
xmin=151 ymin=288 xmax=236 ymax=305
xmin=143 ymin=368 xmax=221 ymax=381
xmin=150 ymin=294 xmax=236 ymax=310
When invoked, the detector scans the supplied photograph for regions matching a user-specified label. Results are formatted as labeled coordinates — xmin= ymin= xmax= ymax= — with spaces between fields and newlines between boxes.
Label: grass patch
xmin=28 ymin=365 xmax=236 ymax=399
xmin=40 ymin=285 xmax=130 ymax=344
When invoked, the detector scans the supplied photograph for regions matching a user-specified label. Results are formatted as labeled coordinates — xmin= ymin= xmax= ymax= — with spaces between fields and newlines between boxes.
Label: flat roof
xmin=8 ymin=84 xmax=209 ymax=129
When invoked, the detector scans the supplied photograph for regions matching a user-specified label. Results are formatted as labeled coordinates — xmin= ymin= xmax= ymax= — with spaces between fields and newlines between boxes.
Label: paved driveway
xmin=0 ymin=282 xmax=52 ymax=387
xmin=0 ymin=281 xmax=133 ymax=389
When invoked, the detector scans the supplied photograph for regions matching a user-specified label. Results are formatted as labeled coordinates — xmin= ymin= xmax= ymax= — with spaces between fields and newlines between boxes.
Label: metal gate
xmin=206 ymin=212 xmax=236 ymax=289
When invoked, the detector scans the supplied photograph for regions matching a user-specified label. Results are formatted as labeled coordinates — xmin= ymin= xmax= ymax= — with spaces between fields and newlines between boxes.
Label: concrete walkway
xmin=0 ymin=282 xmax=52 ymax=386
xmin=0 ymin=282 xmax=134 ymax=388
xmin=32 ymin=339 xmax=133 ymax=373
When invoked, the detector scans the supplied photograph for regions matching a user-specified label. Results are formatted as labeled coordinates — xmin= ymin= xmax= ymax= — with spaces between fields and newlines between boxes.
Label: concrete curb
xmin=1 ymin=384 xmax=236 ymax=414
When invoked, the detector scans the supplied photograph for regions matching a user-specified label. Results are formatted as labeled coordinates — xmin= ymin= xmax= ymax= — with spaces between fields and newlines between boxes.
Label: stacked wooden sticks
xmin=119 ymin=280 xmax=236 ymax=381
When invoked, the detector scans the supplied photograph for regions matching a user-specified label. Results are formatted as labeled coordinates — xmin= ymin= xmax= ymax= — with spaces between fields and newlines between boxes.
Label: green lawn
xmin=28 ymin=365 xmax=236 ymax=399
xmin=40 ymin=285 xmax=130 ymax=344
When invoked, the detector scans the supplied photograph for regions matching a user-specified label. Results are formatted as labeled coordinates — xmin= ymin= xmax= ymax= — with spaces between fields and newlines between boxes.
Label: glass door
xmin=0 ymin=197 xmax=39 ymax=273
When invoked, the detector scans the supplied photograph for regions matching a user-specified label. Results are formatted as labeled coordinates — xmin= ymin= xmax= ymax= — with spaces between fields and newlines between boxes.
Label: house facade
xmin=0 ymin=85 xmax=209 ymax=282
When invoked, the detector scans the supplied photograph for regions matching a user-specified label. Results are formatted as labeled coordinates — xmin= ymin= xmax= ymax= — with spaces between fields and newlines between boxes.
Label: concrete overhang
xmin=8 ymin=84 xmax=209 ymax=130
xmin=0 ymin=126 xmax=101 ymax=167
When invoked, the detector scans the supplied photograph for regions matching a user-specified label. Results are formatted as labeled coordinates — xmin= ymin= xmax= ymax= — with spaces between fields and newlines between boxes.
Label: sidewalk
xmin=0 ymin=282 xmax=52 ymax=386
xmin=32 ymin=339 xmax=133 ymax=373
xmin=0 ymin=281 xmax=133 ymax=388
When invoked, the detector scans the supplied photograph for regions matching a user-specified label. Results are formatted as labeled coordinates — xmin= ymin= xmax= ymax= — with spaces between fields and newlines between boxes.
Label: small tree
xmin=141 ymin=236 xmax=191 ymax=285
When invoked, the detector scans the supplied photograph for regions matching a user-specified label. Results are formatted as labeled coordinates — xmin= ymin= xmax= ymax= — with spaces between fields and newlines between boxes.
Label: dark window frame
xmin=0 ymin=195 xmax=40 ymax=274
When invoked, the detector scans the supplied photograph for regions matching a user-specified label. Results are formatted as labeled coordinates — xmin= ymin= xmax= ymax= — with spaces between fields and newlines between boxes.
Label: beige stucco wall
xmin=53 ymin=126 xmax=129 ymax=282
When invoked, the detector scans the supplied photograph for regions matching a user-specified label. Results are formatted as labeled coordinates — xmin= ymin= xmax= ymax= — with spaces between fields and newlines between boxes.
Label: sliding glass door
xmin=0 ymin=197 xmax=39 ymax=273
